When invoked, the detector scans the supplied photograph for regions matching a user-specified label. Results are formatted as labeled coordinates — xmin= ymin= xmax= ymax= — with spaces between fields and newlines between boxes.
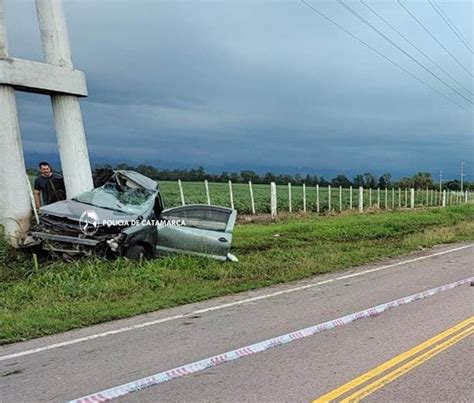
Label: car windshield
xmin=73 ymin=184 xmax=156 ymax=215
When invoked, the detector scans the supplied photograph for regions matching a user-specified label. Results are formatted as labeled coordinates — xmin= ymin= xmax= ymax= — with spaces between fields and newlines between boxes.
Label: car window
xmin=73 ymin=184 xmax=155 ymax=215
xmin=161 ymin=206 xmax=230 ymax=232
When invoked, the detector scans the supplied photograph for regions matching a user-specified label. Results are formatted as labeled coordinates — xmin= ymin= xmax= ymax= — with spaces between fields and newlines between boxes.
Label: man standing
xmin=33 ymin=161 xmax=66 ymax=209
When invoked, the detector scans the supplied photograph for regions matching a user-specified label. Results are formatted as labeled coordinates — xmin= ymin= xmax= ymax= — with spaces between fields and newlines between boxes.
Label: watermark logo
xmin=79 ymin=210 xmax=99 ymax=235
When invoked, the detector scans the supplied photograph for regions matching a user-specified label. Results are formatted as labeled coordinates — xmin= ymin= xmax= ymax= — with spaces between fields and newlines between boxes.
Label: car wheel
xmin=124 ymin=244 xmax=147 ymax=260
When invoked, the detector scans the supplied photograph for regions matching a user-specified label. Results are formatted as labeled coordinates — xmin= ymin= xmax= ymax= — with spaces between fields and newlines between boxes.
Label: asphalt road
xmin=1 ymin=242 xmax=473 ymax=402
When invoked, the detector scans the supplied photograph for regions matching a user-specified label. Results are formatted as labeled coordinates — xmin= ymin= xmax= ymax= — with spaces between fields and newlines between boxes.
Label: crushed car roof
xmin=115 ymin=170 xmax=158 ymax=191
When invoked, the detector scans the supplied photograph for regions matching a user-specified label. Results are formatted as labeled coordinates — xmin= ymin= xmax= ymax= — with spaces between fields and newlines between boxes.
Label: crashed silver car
xmin=24 ymin=171 xmax=237 ymax=261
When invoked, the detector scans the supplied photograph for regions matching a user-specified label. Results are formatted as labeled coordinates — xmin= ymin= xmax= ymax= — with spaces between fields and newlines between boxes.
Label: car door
xmin=156 ymin=204 xmax=237 ymax=261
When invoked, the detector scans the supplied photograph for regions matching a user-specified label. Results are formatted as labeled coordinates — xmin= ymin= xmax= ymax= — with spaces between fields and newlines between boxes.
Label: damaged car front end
xmin=22 ymin=171 xmax=237 ymax=261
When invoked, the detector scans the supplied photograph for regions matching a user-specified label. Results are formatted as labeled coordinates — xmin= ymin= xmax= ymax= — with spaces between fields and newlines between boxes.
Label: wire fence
xmin=160 ymin=180 xmax=473 ymax=216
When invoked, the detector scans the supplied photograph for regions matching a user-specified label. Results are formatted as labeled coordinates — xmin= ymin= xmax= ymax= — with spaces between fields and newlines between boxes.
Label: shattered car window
xmin=73 ymin=184 xmax=155 ymax=215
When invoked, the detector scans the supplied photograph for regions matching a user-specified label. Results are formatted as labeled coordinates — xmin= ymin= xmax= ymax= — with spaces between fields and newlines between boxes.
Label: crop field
xmin=159 ymin=181 xmax=462 ymax=214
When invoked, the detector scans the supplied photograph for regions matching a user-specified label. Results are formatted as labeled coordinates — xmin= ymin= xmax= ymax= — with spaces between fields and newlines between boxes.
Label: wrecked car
xmin=23 ymin=170 xmax=237 ymax=261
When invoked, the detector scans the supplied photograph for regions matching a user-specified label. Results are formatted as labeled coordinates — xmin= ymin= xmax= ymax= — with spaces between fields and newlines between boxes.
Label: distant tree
xmin=219 ymin=171 xmax=230 ymax=182
xmin=229 ymin=172 xmax=240 ymax=182
xmin=136 ymin=164 xmax=159 ymax=179
xmin=240 ymin=170 xmax=259 ymax=183
xmin=411 ymin=172 xmax=433 ymax=189
xmin=353 ymin=174 xmax=365 ymax=187
xmin=394 ymin=176 xmax=413 ymax=189
xmin=263 ymin=172 xmax=275 ymax=184
xmin=378 ymin=173 xmax=392 ymax=189
xmin=363 ymin=173 xmax=377 ymax=189
xmin=445 ymin=180 xmax=461 ymax=191
xmin=318 ymin=176 xmax=330 ymax=187
xmin=331 ymin=174 xmax=352 ymax=188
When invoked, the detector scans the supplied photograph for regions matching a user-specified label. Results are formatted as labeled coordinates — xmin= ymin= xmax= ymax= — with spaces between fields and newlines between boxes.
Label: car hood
xmin=39 ymin=200 xmax=140 ymax=222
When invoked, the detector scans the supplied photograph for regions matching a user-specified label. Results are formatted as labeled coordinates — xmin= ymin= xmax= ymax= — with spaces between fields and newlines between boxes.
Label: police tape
xmin=70 ymin=276 xmax=473 ymax=402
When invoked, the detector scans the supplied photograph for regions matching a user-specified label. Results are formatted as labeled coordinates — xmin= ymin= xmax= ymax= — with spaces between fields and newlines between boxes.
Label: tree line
xmin=89 ymin=164 xmax=472 ymax=191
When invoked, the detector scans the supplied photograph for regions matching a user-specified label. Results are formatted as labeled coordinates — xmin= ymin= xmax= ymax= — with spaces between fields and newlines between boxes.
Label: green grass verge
xmin=1 ymin=205 xmax=473 ymax=344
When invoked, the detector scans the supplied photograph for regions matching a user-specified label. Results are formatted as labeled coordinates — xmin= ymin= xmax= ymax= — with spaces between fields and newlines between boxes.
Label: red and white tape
xmin=70 ymin=277 xmax=473 ymax=402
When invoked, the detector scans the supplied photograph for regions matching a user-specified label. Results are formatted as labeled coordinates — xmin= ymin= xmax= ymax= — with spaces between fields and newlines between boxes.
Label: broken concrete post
xmin=35 ymin=0 xmax=93 ymax=198
xmin=0 ymin=1 xmax=31 ymax=245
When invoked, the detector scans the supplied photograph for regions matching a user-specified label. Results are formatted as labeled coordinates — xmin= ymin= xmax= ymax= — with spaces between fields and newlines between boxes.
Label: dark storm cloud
xmin=4 ymin=0 xmax=473 ymax=178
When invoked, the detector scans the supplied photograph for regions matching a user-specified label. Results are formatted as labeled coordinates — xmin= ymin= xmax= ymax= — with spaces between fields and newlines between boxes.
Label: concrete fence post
xmin=204 ymin=179 xmax=211 ymax=205
xmin=377 ymin=187 xmax=380 ymax=208
xmin=385 ymin=188 xmax=388 ymax=210
xmin=349 ymin=186 xmax=353 ymax=210
xmin=410 ymin=188 xmax=415 ymax=209
xmin=178 ymin=179 xmax=185 ymax=206
xmin=288 ymin=183 xmax=292 ymax=213
xmin=228 ymin=180 xmax=234 ymax=210
xmin=303 ymin=183 xmax=307 ymax=213
xmin=270 ymin=182 xmax=277 ymax=218
xmin=398 ymin=188 xmax=401 ymax=208
xmin=405 ymin=188 xmax=408 ymax=207
xmin=328 ymin=185 xmax=332 ymax=212
xmin=358 ymin=186 xmax=364 ymax=213
xmin=391 ymin=188 xmax=395 ymax=209
xmin=465 ymin=190 xmax=468 ymax=204
xmin=339 ymin=185 xmax=342 ymax=212
xmin=249 ymin=181 xmax=255 ymax=215
xmin=442 ymin=190 xmax=446 ymax=207
xmin=316 ymin=184 xmax=320 ymax=213
xmin=369 ymin=188 xmax=372 ymax=208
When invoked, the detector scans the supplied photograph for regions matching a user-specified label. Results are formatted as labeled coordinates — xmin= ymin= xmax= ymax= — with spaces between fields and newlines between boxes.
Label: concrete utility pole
xmin=0 ymin=0 xmax=31 ymax=245
xmin=460 ymin=162 xmax=465 ymax=192
xmin=0 ymin=0 xmax=93 ymax=245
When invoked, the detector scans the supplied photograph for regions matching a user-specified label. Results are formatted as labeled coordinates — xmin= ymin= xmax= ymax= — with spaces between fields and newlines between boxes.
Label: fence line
xmin=328 ymin=185 xmax=332 ymax=211
xmin=270 ymin=182 xmax=277 ymax=218
xmin=204 ymin=179 xmax=211 ymax=205
xmin=288 ymin=183 xmax=292 ymax=213
xmin=316 ymin=184 xmax=320 ymax=213
xmin=339 ymin=186 xmax=342 ymax=212
xmin=303 ymin=183 xmax=307 ymax=213
xmin=249 ymin=181 xmax=256 ymax=215
xmin=228 ymin=180 xmax=234 ymax=210
xmin=173 ymin=180 xmax=471 ymax=217
xmin=357 ymin=186 xmax=363 ymax=212
xmin=178 ymin=179 xmax=185 ymax=206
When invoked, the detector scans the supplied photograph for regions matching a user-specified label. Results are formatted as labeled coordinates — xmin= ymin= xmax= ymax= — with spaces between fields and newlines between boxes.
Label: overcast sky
xmin=4 ymin=0 xmax=473 ymax=179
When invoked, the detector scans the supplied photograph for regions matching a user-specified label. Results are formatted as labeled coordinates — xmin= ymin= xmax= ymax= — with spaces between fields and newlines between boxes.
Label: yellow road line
xmin=341 ymin=327 xmax=473 ymax=402
xmin=313 ymin=316 xmax=473 ymax=402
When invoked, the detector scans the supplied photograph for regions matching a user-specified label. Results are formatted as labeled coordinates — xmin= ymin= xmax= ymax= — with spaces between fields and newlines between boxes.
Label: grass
xmin=1 ymin=205 xmax=473 ymax=344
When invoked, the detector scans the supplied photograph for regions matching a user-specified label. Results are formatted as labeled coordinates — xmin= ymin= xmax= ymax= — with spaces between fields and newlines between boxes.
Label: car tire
xmin=124 ymin=244 xmax=147 ymax=260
